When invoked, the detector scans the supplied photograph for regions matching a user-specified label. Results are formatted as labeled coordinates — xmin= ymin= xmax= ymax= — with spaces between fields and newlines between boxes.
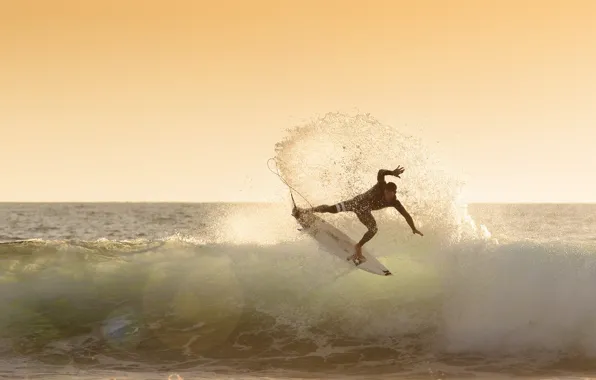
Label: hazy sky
xmin=2 ymin=0 xmax=595 ymax=203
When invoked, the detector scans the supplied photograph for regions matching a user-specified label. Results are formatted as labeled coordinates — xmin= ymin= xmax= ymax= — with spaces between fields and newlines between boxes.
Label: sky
xmin=1 ymin=0 xmax=595 ymax=203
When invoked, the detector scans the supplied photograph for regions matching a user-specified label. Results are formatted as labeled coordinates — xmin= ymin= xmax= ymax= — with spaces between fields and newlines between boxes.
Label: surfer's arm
xmin=377 ymin=169 xmax=394 ymax=183
xmin=394 ymin=202 xmax=423 ymax=235
xmin=377 ymin=166 xmax=405 ymax=182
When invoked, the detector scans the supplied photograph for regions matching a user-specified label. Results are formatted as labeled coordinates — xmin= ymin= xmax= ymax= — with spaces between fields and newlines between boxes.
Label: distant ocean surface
xmin=1 ymin=202 xmax=596 ymax=380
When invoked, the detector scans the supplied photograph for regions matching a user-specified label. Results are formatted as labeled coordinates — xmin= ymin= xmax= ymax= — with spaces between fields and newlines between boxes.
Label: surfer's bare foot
xmin=293 ymin=207 xmax=313 ymax=218
xmin=348 ymin=244 xmax=366 ymax=263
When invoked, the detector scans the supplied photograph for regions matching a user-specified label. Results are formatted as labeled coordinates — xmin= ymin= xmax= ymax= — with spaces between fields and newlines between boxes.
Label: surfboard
xmin=290 ymin=194 xmax=392 ymax=276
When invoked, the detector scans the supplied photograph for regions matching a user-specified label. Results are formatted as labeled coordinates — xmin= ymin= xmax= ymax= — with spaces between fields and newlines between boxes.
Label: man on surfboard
xmin=292 ymin=166 xmax=423 ymax=263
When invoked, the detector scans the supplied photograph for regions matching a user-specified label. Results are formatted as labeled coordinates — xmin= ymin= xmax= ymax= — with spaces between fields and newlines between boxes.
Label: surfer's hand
xmin=393 ymin=166 xmax=405 ymax=178
xmin=413 ymin=229 xmax=423 ymax=236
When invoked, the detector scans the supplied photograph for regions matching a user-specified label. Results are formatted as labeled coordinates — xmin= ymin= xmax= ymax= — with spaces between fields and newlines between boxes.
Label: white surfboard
xmin=290 ymin=195 xmax=392 ymax=277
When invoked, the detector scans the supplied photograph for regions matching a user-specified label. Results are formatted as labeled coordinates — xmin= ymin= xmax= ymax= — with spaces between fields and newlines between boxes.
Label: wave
xmin=1 ymin=231 xmax=596 ymax=373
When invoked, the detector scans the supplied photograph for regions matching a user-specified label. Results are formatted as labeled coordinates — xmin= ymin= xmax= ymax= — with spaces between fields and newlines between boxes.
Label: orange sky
xmin=1 ymin=0 xmax=595 ymax=202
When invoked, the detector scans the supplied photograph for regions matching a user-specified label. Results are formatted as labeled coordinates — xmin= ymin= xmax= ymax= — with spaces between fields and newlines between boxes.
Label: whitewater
xmin=1 ymin=113 xmax=596 ymax=380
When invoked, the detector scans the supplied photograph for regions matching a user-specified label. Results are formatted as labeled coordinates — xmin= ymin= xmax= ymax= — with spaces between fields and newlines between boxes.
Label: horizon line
xmin=1 ymin=201 xmax=595 ymax=205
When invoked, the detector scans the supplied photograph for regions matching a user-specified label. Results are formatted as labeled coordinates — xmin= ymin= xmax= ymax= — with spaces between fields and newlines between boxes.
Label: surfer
xmin=293 ymin=166 xmax=423 ymax=263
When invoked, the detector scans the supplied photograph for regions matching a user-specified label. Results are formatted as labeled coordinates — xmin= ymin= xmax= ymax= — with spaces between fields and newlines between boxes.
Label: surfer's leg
xmin=356 ymin=211 xmax=378 ymax=245
xmin=309 ymin=200 xmax=353 ymax=214
xmin=351 ymin=211 xmax=377 ymax=262
xmin=309 ymin=204 xmax=339 ymax=213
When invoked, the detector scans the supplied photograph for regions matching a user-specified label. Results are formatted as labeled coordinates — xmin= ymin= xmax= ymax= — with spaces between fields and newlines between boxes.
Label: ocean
xmin=1 ymin=202 xmax=596 ymax=380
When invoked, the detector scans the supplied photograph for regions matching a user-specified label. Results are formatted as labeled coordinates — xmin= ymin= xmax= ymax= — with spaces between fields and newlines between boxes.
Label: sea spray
xmin=273 ymin=111 xmax=489 ymax=246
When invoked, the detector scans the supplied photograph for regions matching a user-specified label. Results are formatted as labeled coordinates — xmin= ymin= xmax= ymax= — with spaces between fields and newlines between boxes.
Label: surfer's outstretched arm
xmin=377 ymin=169 xmax=394 ymax=183
xmin=377 ymin=166 xmax=405 ymax=183
xmin=394 ymin=202 xmax=423 ymax=236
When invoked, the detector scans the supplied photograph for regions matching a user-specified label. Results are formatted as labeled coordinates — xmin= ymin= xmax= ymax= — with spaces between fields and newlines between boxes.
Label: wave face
xmin=2 ymin=234 xmax=596 ymax=375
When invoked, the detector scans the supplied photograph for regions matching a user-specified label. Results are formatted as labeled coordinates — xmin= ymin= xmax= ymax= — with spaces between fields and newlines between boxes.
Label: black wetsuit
xmin=309 ymin=169 xmax=415 ymax=246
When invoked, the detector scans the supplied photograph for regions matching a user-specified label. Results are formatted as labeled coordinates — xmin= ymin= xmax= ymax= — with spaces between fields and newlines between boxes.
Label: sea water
xmin=2 ymin=112 xmax=594 ymax=379
xmin=1 ymin=202 xmax=596 ymax=380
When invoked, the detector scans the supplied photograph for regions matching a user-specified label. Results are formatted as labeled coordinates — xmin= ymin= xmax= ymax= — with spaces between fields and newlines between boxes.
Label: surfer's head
xmin=384 ymin=182 xmax=397 ymax=201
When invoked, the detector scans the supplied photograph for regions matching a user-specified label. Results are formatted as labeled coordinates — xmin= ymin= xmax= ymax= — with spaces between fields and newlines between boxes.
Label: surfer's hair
xmin=386 ymin=182 xmax=397 ymax=191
